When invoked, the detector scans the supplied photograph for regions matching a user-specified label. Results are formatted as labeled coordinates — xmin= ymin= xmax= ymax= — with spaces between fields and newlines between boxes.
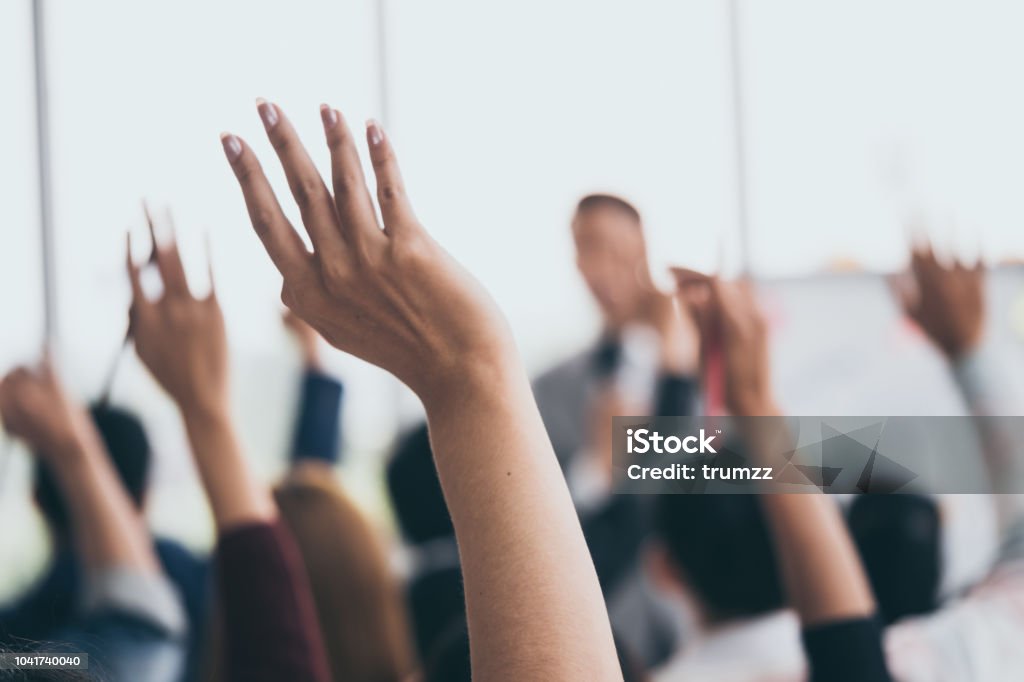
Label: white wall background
xmin=3 ymin=0 xmax=1024 ymax=595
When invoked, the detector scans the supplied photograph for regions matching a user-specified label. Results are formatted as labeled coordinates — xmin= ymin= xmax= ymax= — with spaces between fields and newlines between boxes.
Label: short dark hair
xmin=654 ymin=495 xmax=784 ymax=621
xmin=575 ymin=194 xmax=642 ymax=223
xmin=848 ymin=494 xmax=940 ymax=625
xmin=34 ymin=404 xmax=151 ymax=537
xmin=386 ymin=423 xmax=455 ymax=545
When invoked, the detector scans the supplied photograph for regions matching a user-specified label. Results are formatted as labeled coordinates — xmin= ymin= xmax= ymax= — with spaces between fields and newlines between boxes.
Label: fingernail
xmin=256 ymin=98 xmax=279 ymax=129
xmin=320 ymin=104 xmax=338 ymax=130
xmin=220 ymin=132 xmax=242 ymax=161
xmin=366 ymin=119 xmax=384 ymax=146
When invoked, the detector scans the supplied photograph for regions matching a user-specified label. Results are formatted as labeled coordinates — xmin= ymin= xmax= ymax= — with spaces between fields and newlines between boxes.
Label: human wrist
xmin=178 ymin=390 xmax=231 ymax=427
xmin=731 ymin=391 xmax=781 ymax=417
xmin=417 ymin=348 xmax=526 ymax=417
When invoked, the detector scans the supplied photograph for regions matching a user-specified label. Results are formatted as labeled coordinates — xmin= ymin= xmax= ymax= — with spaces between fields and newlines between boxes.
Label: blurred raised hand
xmin=128 ymin=231 xmax=228 ymax=419
xmin=898 ymin=244 xmax=984 ymax=359
xmin=0 ymin=358 xmax=162 ymax=575
xmin=673 ymin=269 xmax=776 ymax=417
xmin=0 ymin=358 xmax=97 ymax=460
xmin=221 ymin=103 xmax=514 ymax=401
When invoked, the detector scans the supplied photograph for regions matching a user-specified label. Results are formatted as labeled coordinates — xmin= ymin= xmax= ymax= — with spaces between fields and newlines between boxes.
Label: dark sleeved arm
xmin=216 ymin=521 xmax=331 ymax=682
xmin=802 ymin=616 xmax=892 ymax=682
xmin=290 ymin=369 xmax=344 ymax=465
xmin=654 ymin=373 xmax=698 ymax=417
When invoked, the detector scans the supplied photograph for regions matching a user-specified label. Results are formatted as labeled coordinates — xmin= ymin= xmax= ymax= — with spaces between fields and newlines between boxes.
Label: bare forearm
xmin=764 ymin=493 xmax=875 ymax=624
xmin=52 ymin=437 xmax=160 ymax=575
xmin=424 ymin=364 xmax=621 ymax=682
xmin=180 ymin=404 xmax=275 ymax=532
xmin=743 ymin=405 xmax=875 ymax=624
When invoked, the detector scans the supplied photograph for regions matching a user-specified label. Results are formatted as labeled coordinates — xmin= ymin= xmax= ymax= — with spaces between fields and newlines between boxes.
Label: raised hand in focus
xmin=222 ymin=102 xmax=622 ymax=682
xmin=221 ymin=103 xmax=515 ymax=401
xmin=899 ymin=244 xmax=984 ymax=359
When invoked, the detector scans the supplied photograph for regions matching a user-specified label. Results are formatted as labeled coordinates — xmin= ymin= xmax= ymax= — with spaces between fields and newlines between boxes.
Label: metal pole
xmin=375 ymin=0 xmax=392 ymax=128
xmin=32 ymin=0 xmax=58 ymax=345
xmin=726 ymin=0 xmax=751 ymax=275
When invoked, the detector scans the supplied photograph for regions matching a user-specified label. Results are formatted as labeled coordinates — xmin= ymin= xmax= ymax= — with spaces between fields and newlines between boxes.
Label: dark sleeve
xmin=654 ymin=374 xmax=697 ymax=417
xmin=802 ymin=616 xmax=892 ymax=682
xmin=581 ymin=496 xmax=649 ymax=594
xmin=216 ymin=521 xmax=331 ymax=682
xmin=290 ymin=369 xmax=344 ymax=465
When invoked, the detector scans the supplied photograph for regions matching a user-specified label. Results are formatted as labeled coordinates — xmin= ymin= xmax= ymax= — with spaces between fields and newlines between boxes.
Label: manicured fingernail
xmin=220 ymin=132 xmax=242 ymax=161
xmin=256 ymin=98 xmax=279 ymax=129
xmin=366 ymin=119 xmax=384 ymax=146
xmin=320 ymin=104 xmax=338 ymax=130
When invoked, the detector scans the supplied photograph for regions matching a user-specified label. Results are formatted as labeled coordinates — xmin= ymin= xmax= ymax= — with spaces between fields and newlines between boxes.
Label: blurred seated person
xmin=0 ymin=402 xmax=207 ymax=680
xmin=882 ymin=244 xmax=1024 ymax=680
xmin=0 ymin=359 xmax=188 ymax=681
xmin=650 ymin=495 xmax=802 ymax=681
xmin=276 ymin=311 xmax=416 ymax=682
xmin=386 ymin=423 xmax=464 ymax=662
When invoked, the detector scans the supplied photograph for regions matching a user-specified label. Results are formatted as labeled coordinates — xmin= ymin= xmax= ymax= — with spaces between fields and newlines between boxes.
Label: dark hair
xmin=575 ymin=194 xmax=642 ymax=223
xmin=408 ymin=566 xmax=465 ymax=660
xmin=848 ymin=494 xmax=940 ymax=625
xmin=34 ymin=404 xmax=151 ymax=537
xmin=654 ymin=495 xmax=784 ymax=622
xmin=386 ymin=424 xmax=454 ymax=544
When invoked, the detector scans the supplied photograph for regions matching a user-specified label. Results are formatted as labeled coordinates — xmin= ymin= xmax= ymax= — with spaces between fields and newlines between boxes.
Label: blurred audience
xmin=0 ymin=404 xmax=208 ymax=680
xmin=275 ymin=311 xmax=416 ymax=682
xmin=0 ymin=360 xmax=188 ymax=681
xmin=0 ymin=81 xmax=1022 ymax=682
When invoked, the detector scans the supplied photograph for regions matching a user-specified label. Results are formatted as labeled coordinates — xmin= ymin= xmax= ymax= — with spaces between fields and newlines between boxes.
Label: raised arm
xmin=0 ymin=360 xmax=186 ymax=679
xmin=220 ymin=101 xmax=621 ymax=681
xmin=676 ymin=272 xmax=890 ymax=682
xmin=0 ymin=361 xmax=159 ymax=575
xmin=282 ymin=311 xmax=344 ymax=468
xmin=897 ymin=244 xmax=1024 ymax=523
xmin=127 ymin=229 xmax=330 ymax=682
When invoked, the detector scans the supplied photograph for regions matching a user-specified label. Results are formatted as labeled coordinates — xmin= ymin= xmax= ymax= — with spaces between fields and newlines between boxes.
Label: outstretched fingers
xmin=256 ymin=100 xmax=347 ymax=261
xmin=221 ymin=132 xmax=311 ymax=282
xmin=321 ymin=105 xmax=384 ymax=247
xmin=365 ymin=120 xmax=418 ymax=235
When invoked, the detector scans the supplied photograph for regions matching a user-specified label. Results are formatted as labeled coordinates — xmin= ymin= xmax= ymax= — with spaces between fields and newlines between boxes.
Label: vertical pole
xmin=375 ymin=0 xmax=392 ymax=128
xmin=32 ymin=0 xmax=58 ymax=346
xmin=727 ymin=0 xmax=751 ymax=275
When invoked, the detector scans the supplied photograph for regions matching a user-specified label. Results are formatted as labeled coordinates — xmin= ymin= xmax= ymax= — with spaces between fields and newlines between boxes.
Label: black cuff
xmin=290 ymin=369 xmax=344 ymax=465
xmin=654 ymin=373 xmax=697 ymax=417
xmin=802 ymin=616 xmax=892 ymax=682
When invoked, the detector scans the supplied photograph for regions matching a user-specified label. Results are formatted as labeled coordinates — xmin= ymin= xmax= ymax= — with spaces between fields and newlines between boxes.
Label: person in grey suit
xmin=532 ymin=194 xmax=701 ymax=667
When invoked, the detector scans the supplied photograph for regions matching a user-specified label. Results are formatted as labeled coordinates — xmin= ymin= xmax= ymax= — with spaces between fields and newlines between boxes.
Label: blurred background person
xmin=882 ymin=245 xmax=1024 ymax=680
xmin=0 ymin=403 xmax=208 ymax=681
xmin=532 ymin=194 xmax=701 ymax=666
xmin=274 ymin=311 xmax=417 ymax=682
xmin=0 ymin=359 xmax=188 ymax=681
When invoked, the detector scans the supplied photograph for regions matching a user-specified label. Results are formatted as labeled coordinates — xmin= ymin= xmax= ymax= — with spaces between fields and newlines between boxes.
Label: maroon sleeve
xmin=216 ymin=520 xmax=331 ymax=682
